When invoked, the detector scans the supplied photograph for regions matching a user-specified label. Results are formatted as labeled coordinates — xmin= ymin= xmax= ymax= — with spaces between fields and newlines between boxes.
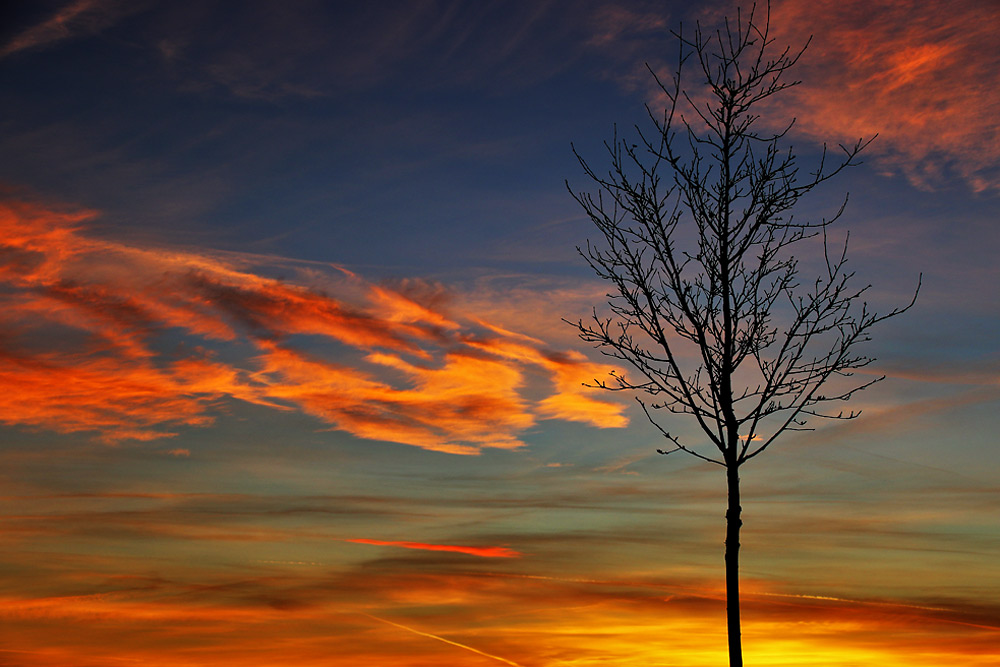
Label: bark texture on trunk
xmin=726 ymin=463 xmax=743 ymax=667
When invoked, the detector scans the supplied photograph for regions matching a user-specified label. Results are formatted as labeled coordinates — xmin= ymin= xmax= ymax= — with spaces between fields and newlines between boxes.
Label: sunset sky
xmin=1 ymin=1 xmax=998 ymax=665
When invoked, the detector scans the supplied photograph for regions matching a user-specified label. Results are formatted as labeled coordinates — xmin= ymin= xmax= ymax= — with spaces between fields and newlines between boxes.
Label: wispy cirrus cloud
xmin=0 ymin=195 xmax=628 ymax=452
xmin=623 ymin=0 xmax=998 ymax=192
xmin=766 ymin=0 xmax=1000 ymax=192
xmin=151 ymin=0 xmax=616 ymax=102
xmin=0 ymin=0 xmax=145 ymax=59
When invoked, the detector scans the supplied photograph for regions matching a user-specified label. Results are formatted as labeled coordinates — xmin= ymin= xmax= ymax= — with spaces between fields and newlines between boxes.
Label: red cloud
xmin=633 ymin=1 xmax=998 ymax=191
xmin=765 ymin=0 xmax=1000 ymax=191
xmin=347 ymin=538 xmax=521 ymax=559
xmin=0 ymin=196 xmax=628 ymax=451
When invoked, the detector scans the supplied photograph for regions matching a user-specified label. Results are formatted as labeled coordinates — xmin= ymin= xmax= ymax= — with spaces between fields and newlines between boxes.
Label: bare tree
xmin=567 ymin=4 xmax=918 ymax=665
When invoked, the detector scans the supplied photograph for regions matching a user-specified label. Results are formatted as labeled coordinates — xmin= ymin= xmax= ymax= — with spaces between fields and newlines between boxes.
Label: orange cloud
xmin=0 ymin=349 xmax=247 ymax=443
xmin=0 ymin=196 xmax=628 ymax=451
xmin=765 ymin=0 xmax=1000 ymax=191
xmin=253 ymin=344 xmax=534 ymax=455
xmin=466 ymin=337 xmax=629 ymax=428
xmin=347 ymin=539 xmax=521 ymax=559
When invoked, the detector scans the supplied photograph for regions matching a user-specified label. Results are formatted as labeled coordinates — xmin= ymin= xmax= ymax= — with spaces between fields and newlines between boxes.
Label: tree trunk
xmin=726 ymin=463 xmax=743 ymax=666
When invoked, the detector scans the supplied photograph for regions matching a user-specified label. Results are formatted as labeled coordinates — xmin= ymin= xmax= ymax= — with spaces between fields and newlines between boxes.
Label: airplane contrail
xmin=362 ymin=613 xmax=525 ymax=667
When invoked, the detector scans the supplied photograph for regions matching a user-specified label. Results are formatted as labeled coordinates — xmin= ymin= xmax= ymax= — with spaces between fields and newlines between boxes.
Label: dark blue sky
xmin=2 ymin=1 xmax=671 ymax=272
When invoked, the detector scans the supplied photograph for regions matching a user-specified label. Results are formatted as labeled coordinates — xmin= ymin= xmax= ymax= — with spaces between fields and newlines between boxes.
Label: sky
xmin=0 ymin=0 xmax=998 ymax=665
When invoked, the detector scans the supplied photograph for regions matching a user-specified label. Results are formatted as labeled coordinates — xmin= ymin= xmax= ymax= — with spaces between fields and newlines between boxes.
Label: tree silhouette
xmin=567 ymin=4 xmax=918 ymax=665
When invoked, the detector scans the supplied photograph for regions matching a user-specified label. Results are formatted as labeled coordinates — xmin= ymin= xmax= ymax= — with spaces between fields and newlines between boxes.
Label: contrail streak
xmin=362 ymin=613 xmax=525 ymax=667
xmin=754 ymin=591 xmax=950 ymax=612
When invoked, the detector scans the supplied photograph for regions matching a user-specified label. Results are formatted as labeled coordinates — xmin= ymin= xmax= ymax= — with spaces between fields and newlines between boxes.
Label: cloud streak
xmin=349 ymin=539 xmax=520 ymax=559
xmin=0 ymin=195 xmax=628 ymax=452
xmin=363 ymin=614 xmax=526 ymax=667
xmin=0 ymin=0 xmax=143 ymax=59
